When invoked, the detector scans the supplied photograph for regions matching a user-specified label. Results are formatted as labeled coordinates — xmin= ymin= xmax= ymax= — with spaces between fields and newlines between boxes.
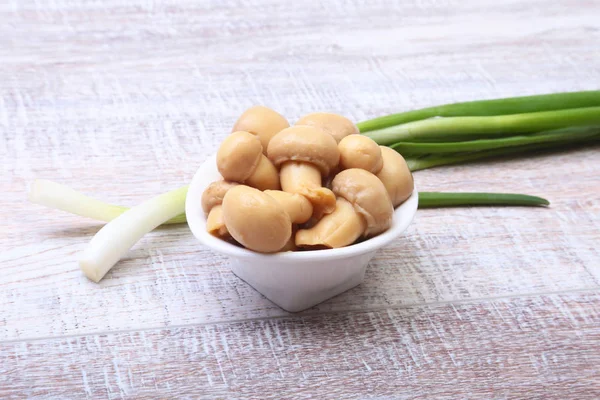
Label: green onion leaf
xmin=358 ymin=90 xmax=600 ymax=132
xmin=418 ymin=192 xmax=549 ymax=208
xmin=364 ymin=107 xmax=600 ymax=145
xmin=405 ymin=135 xmax=599 ymax=171
xmin=391 ymin=125 xmax=600 ymax=156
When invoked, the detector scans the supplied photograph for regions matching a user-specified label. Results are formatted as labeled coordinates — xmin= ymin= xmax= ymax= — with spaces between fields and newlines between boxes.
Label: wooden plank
xmin=2 ymin=0 xmax=600 ymax=341
xmin=2 ymin=291 xmax=599 ymax=399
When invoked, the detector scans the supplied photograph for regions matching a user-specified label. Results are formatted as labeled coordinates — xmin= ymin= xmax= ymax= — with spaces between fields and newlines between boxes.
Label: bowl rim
xmin=186 ymin=154 xmax=418 ymax=262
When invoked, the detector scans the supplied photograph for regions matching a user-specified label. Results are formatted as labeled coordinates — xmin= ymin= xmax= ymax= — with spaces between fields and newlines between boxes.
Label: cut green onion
xmin=78 ymin=185 xmax=188 ymax=282
xmin=418 ymin=192 xmax=549 ymax=208
xmin=29 ymin=179 xmax=187 ymax=224
xmin=363 ymin=107 xmax=600 ymax=145
xmin=391 ymin=125 xmax=600 ymax=156
xmin=357 ymin=90 xmax=600 ymax=132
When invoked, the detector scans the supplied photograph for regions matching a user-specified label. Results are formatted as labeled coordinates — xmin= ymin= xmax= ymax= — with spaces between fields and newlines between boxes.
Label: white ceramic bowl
xmin=186 ymin=155 xmax=418 ymax=312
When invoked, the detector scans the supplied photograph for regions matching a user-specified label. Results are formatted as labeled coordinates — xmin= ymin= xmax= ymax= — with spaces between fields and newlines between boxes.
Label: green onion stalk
xmin=358 ymin=90 xmax=600 ymax=171
xmin=29 ymin=91 xmax=600 ymax=281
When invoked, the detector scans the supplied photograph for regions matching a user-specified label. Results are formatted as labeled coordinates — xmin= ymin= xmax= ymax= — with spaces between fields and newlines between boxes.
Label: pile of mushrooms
xmin=201 ymin=106 xmax=414 ymax=253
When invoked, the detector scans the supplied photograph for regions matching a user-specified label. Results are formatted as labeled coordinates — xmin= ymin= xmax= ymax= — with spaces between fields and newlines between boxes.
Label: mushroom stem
xmin=279 ymin=161 xmax=336 ymax=216
xmin=279 ymin=161 xmax=320 ymax=191
xmin=206 ymin=205 xmax=229 ymax=239
xmin=245 ymin=155 xmax=281 ymax=190
xmin=296 ymin=198 xmax=366 ymax=249
xmin=264 ymin=190 xmax=313 ymax=224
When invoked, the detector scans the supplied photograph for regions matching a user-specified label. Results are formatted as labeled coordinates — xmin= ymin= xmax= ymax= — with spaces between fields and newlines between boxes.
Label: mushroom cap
xmin=232 ymin=106 xmax=290 ymax=152
xmin=280 ymin=230 xmax=298 ymax=252
xmin=376 ymin=146 xmax=414 ymax=207
xmin=201 ymin=180 xmax=239 ymax=214
xmin=338 ymin=134 xmax=383 ymax=173
xmin=295 ymin=112 xmax=359 ymax=143
xmin=332 ymin=168 xmax=393 ymax=236
xmin=267 ymin=125 xmax=340 ymax=176
xmin=206 ymin=205 xmax=229 ymax=239
xmin=217 ymin=131 xmax=263 ymax=182
xmin=222 ymin=185 xmax=292 ymax=253
xmin=243 ymin=154 xmax=281 ymax=191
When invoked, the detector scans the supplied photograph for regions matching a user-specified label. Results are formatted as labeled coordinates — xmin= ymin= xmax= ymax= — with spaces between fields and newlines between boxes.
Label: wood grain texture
xmin=1 ymin=0 xmax=599 ymax=397
xmin=2 ymin=292 xmax=600 ymax=399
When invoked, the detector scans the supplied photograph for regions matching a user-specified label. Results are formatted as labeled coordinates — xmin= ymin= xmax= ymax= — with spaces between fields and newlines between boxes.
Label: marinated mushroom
xmin=201 ymin=180 xmax=238 ymax=239
xmin=338 ymin=134 xmax=383 ymax=173
xmin=207 ymin=109 xmax=412 ymax=253
xmin=217 ymin=131 xmax=280 ymax=191
xmin=222 ymin=185 xmax=292 ymax=253
xmin=333 ymin=169 xmax=393 ymax=236
xmin=296 ymin=168 xmax=393 ymax=248
xmin=280 ymin=229 xmax=299 ymax=252
xmin=206 ymin=206 xmax=228 ymax=239
xmin=232 ymin=106 xmax=290 ymax=153
xmin=295 ymin=197 xmax=366 ymax=249
xmin=295 ymin=112 xmax=359 ymax=143
xmin=267 ymin=126 xmax=340 ymax=216
xmin=376 ymin=146 xmax=414 ymax=207
xmin=264 ymin=190 xmax=313 ymax=224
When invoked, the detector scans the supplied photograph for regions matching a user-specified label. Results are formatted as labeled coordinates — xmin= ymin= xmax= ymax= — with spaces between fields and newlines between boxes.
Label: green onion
xmin=418 ymin=192 xmax=549 ymax=208
xmin=78 ymin=186 xmax=188 ymax=282
xmin=405 ymin=135 xmax=599 ymax=171
xmin=391 ymin=125 xmax=600 ymax=156
xmin=29 ymin=180 xmax=187 ymax=224
xmin=363 ymin=106 xmax=600 ymax=145
xmin=357 ymin=90 xmax=600 ymax=132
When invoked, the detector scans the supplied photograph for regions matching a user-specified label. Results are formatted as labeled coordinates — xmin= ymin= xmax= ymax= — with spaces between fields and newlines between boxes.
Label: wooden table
xmin=2 ymin=0 xmax=599 ymax=398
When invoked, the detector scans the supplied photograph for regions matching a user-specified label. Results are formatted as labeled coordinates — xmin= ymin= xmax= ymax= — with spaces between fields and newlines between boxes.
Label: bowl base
xmin=229 ymin=252 xmax=375 ymax=312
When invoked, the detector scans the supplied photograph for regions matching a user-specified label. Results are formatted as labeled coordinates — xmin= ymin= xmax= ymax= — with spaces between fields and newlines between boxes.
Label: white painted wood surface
xmin=1 ymin=0 xmax=599 ymax=398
